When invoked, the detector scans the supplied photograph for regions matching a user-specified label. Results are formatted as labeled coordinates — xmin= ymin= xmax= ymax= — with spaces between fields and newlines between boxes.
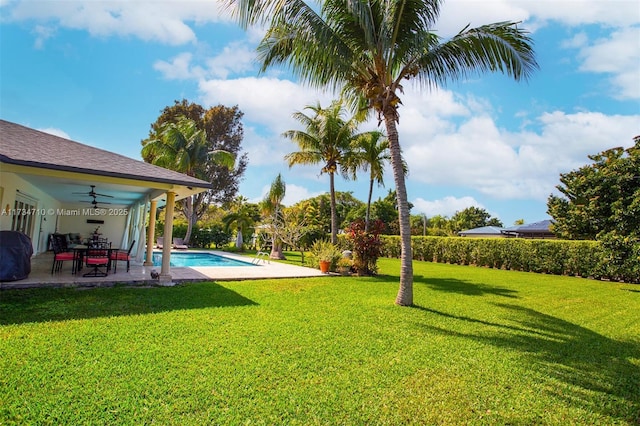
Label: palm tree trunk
xmin=384 ymin=116 xmax=413 ymax=306
xmin=183 ymin=196 xmax=195 ymax=245
xmin=365 ymin=177 xmax=374 ymax=233
xmin=329 ymin=171 xmax=338 ymax=244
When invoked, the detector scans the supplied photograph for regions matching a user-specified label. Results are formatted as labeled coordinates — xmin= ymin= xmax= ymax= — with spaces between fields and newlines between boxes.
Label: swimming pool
xmin=151 ymin=252 xmax=256 ymax=267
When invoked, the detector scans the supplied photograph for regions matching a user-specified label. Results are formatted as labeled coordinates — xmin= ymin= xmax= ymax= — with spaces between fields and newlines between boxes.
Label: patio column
xmin=159 ymin=191 xmax=175 ymax=286
xmin=144 ymin=200 xmax=157 ymax=266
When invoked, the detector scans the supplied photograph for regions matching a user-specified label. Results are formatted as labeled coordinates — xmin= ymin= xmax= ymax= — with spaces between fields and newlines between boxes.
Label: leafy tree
xmin=141 ymin=116 xmax=234 ymax=243
xmin=547 ymin=138 xmax=640 ymax=282
xmin=547 ymin=138 xmax=640 ymax=240
xmin=449 ymin=207 xmax=503 ymax=234
xmin=142 ymin=100 xmax=248 ymax=241
xmin=231 ymin=0 xmax=537 ymax=305
xmin=284 ymin=100 xmax=366 ymax=244
xmin=344 ymin=131 xmax=390 ymax=232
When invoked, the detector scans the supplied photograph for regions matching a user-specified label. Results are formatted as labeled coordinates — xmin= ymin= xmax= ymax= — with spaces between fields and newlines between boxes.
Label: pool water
xmin=151 ymin=252 xmax=256 ymax=267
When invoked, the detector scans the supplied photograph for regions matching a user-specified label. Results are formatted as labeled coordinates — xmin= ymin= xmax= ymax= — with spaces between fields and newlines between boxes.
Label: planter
xmin=319 ymin=260 xmax=331 ymax=273
xmin=338 ymin=266 xmax=351 ymax=275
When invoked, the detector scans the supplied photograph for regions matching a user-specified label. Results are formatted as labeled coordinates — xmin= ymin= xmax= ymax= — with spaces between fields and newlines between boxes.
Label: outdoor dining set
xmin=50 ymin=234 xmax=134 ymax=277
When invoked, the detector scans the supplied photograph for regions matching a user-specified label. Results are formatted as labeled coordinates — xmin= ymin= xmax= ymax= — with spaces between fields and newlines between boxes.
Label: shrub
xmin=345 ymin=219 xmax=384 ymax=276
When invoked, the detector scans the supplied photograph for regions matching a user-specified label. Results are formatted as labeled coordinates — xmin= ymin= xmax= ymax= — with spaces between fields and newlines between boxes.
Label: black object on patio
xmin=0 ymin=231 xmax=33 ymax=281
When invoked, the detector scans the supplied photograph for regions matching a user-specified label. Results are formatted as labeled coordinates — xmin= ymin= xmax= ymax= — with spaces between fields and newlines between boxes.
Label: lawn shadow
xmin=414 ymin=275 xmax=519 ymax=298
xmin=0 ymin=282 xmax=258 ymax=325
xmin=412 ymin=303 xmax=640 ymax=423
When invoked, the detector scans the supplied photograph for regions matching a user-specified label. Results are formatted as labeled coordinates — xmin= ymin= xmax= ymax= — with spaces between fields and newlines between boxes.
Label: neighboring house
xmin=502 ymin=220 xmax=556 ymax=239
xmin=458 ymin=226 xmax=505 ymax=238
xmin=0 ymin=119 xmax=212 ymax=282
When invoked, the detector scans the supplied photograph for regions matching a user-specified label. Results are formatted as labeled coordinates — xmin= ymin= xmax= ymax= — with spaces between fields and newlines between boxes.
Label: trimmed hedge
xmin=380 ymin=236 xmax=639 ymax=283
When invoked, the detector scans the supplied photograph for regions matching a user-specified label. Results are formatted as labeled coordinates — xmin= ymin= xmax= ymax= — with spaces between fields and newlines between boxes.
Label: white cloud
xmin=198 ymin=77 xmax=334 ymax=134
xmin=252 ymin=181 xmax=322 ymax=206
xmin=401 ymin=108 xmax=639 ymax=201
xmin=154 ymin=52 xmax=205 ymax=80
xmin=4 ymin=1 xmax=229 ymax=45
xmin=412 ymin=195 xmax=484 ymax=217
xmin=205 ymin=42 xmax=256 ymax=79
xmin=573 ymin=26 xmax=640 ymax=100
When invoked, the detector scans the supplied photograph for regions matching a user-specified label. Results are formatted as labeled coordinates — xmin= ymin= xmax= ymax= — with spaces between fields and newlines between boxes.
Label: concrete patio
xmin=0 ymin=250 xmax=327 ymax=290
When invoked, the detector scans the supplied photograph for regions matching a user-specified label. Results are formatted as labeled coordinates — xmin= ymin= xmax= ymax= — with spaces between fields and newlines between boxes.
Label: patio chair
xmin=110 ymin=240 xmax=135 ymax=273
xmin=156 ymin=237 xmax=164 ymax=249
xmin=83 ymin=243 xmax=111 ymax=277
xmin=173 ymin=238 xmax=189 ymax=250
xmin=51 ymin=234 xmax=77 ymax=274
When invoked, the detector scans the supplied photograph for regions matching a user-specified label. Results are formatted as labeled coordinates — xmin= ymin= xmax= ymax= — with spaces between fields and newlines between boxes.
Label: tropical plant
xmin=222 ymin=196 xmax=258 ymax=250
xmin=309 ymin=239 xmax=341 ymax=269
xmin=345 ymin=219 xmax=385 ymax=276
xmin=260 ymin=174 xmax=287 ymax=259
xmin=284 ymin=100 xmax=365 ymax=244
xmin=141 ymin=115 xmax=235 ymax=244
xmin=231 ymin=0 xmax=538 ymax=305
xmin=344 ymin=131 xmax=390 ymax=232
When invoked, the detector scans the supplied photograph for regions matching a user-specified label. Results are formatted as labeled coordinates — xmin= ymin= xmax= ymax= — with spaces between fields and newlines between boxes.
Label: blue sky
xmin=2 ymin=0 xmax=639 ymax=226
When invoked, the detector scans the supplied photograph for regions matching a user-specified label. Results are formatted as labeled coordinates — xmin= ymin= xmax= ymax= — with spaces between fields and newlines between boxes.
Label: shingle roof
xmin=0 ymin=119 xmax=212 ymax=189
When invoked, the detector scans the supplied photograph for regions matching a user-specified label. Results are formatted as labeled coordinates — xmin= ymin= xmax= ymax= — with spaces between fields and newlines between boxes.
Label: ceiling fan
xmin=81 ymin=198 xmax=111 ymax=209
xmin=72 ymin=185 xmax=114 ymax=199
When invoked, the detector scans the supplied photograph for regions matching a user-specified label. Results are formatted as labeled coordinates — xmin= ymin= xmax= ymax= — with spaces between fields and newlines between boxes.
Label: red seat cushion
xmin=86 ymin=258 xmax=109 ymax=265
xmin=112 ymin=252 xmax=130 ymax=261
xmin=55 ymin=252 xmax=75 ymax=261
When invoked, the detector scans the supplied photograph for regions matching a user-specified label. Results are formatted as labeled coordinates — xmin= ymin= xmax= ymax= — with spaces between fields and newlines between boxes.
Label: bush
xmin=344 ymin=219 xmax=384 ymax=276
xmin=380 ymin=236 xmax=637 ymax=282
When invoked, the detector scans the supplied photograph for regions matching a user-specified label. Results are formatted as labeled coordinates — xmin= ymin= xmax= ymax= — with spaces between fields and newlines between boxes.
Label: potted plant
xmin=336 ymin=257 xmax=353 ymax=275
xmin=311 ymin=240 xmax=340 ymax=273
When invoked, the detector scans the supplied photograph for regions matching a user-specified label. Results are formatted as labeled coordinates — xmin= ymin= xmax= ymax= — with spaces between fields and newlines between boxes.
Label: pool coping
xmin=0 ymin=250 xmax=327 ymax=290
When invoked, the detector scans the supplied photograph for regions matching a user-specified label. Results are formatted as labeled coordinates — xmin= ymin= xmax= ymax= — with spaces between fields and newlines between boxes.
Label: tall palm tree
xmin=142 ymin=116 xmax=235 ymax=244
xmin=284 ymin=100 xmax=362 ymax=244
xmin=345 ymin=131 xmax=390 ymax=232
xmin=231 ymin=0 xmax=537 ymax=306
xmin=260 ymin=173 xmax=287 ymax=259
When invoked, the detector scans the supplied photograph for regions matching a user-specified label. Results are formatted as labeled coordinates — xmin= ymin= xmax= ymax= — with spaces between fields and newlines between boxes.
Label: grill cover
xmin=0 ymin=231 xmax=33 ymax=281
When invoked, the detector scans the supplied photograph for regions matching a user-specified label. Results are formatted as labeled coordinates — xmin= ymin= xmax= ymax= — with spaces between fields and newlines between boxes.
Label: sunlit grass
xmin=1 ymin=258 xmax=638 ymax=425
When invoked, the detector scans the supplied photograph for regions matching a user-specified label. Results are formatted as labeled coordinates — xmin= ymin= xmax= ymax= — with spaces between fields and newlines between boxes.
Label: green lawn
xmin=1 ymin=258 xmax=639 ymax=425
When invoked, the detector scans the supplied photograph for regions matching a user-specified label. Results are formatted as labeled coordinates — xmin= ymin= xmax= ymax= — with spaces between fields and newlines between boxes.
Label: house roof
xmin=0 ymin=119 xmax=212 ymax=190
xmin=458 ymin=226 xmax=504 ymax=236
xmin=503 ymin=220 xmax=554 ymax=234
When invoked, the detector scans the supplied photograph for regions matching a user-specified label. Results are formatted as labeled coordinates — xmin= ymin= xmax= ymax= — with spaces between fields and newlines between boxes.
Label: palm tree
xmin=142 ymin=116 xmax=235 ymax=244
xmin=222 ymin=196 xmax=256 ymax=250
xmin=231 ymin=0 xmax=537 ymax=306
xmin=345 ymin=131 xmax=390 ymax=232
xmin=284 ymin=100 xmax=362 ymax=244
xmin=260 ymin=173 xmax=287 ymax=259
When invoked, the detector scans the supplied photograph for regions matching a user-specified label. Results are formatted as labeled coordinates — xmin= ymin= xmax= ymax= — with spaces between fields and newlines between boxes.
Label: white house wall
xmin=0 ymin=171 xmax=61 ymax=254
xmin=1 ymin=171 xmax=129 ymax=253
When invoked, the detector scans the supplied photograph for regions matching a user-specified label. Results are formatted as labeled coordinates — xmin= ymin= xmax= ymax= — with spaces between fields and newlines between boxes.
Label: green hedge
xmin=380 ymin=236 xmax=639 ymax=283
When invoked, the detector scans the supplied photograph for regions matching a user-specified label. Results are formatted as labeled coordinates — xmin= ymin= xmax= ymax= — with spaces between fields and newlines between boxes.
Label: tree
xmin=222 ymin=196 xmax=259 ymax=250
xmin=141 ymin=116 xmax=235 ymax=243
xmin=284 ymin=100 xmax=365 ymax=244
xmin=231 ymin=0 xmax=537 ymax=306
xmin=344 ymin=131 xmax=390 ymax=232
xmin=547 ymin=137 xmax=640 ymax=282
xmin=450 ymin=207 xmax=503 ymax=234
xmin=547 ymin=138 xmax=640 ymax=240
xmin=142 ymin=100 xmax=248 ymax=242
xmin=260 ymin=174 xmax=287 ymax=259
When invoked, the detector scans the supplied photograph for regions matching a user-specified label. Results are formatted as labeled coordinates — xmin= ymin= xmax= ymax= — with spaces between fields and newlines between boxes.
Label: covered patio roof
xmin=0 ymin=119 xmax=212 ymax=206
